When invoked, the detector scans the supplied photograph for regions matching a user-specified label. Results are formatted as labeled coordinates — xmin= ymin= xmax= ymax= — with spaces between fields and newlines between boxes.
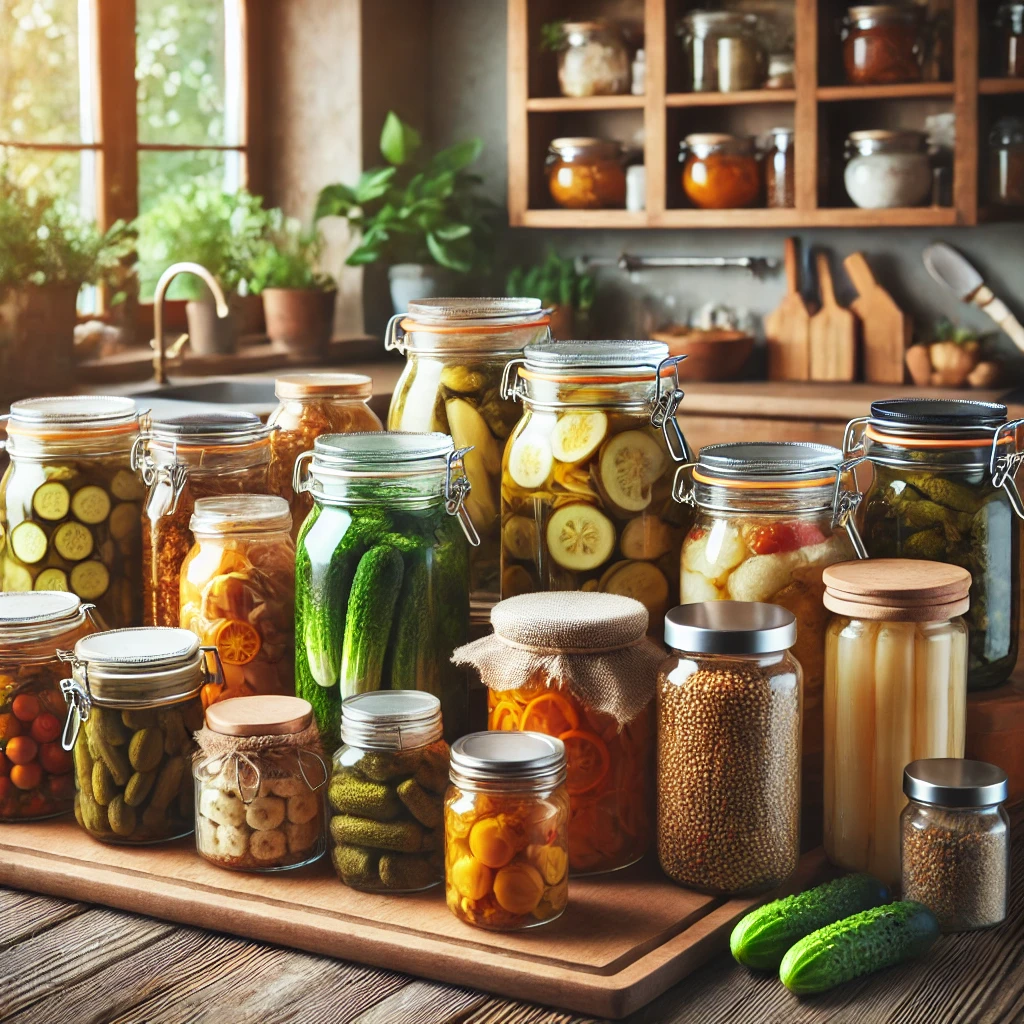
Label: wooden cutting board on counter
xmin=844 ymin=252 xmax=911 ymax=384
xmin=809 ymin=251 xmax=858 ymax=382
xmin=0 ymin=821 xmax=827 ymax=1020
xmin=765 ymin=237 xmax=811 ymax=381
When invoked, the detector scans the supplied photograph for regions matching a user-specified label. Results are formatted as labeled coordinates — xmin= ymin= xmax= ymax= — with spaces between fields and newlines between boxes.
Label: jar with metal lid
xmin=292 ymin=432 xmax=475 ymax=744
xmin=557 ymin=21 xmax=631 ymax=98
xmin=680 ymin=134 xmax=762 ymax=210
xmin=765 ymin=127 xmax=795 ymax=208
xmin=328 ymin=690 xmax=449 ymax=893
xmin=546 ymin=138 xmax=627 ymax=210
xmin=267 ymin=373 xmax=383 ymax=539
xmin=445 ymin=730 xmax=569 ymax=930
xmin=996 ymin=3 xmax=1024 ymax=77
xmin=0 ymin=591 xmax=99 ymax=820
xmin=841 ymin=4 xmax=924 ymax=85
xmin=60 ymin=626 xmax=213 ymax=843
xmin=386 ymin=298 xmax=550 ymax=620
xmin=844 ymin=130 xmax=932 ymax=209
xmin=657 ymin=602 xmax=801 ymax=896
xmin=500 ymin=340 xmax=690 ymax=623
xmin=194 ymin=694 xmax=327 ymax=872
xmin=989 ymin=117 xmax=1024 ymax=207
xmin=676 ymin=11 xmax=767 ymax=93
xmin=133 ymin=412 xmax=275 ymax=629
xmin=841 ymin=399 xmax=1023 ymax=689
xmin=901 ymin=759 xmax=1009 ymax=933
xmin=0 ymin=396 xmax=144 ymax=628
xmin=180 ymin=495 xmax=295 ymax=708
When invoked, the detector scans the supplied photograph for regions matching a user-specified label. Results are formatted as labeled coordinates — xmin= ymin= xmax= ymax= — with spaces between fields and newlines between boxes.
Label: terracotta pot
xmin=186 ymin=285 xmax=239 ymax=357
xmin=262 ymin=288 xmax=336 ymax=358
xmin=235 ymin=293 xmax=266 ymax=337
xmin=0 ymin=282 xmax=80 ymax=401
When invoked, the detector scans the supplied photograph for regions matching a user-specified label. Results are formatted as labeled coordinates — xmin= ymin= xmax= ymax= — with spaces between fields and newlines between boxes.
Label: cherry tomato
xmin=747 ymin=522 xmax=827 ymax=555
xmin=11 ymin=693 xmax=41 ymax=722
xmin=10 ymin=762 xmax=42 ymax=791
xmin=0 ymin=713 xmax=23 ymax=741
xmin=5 ymin=735 xmax=38 ymax=766
xmin=47 ymin=772 xmax=75 ymax=800
xmin=39 ymin=742 xmax=72 ymax=775
xmin=0 ymin=751 xmax=9 ymax=777
xmin=30 ymin=712 xmax=61 ymax=745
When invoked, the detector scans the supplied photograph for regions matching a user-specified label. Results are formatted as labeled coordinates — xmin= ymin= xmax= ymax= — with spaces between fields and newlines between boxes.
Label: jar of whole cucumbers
xmin=60 ymin=626 xmax=213 ymax=843
xmin=0 ymin=396 xmax=145 ymax=628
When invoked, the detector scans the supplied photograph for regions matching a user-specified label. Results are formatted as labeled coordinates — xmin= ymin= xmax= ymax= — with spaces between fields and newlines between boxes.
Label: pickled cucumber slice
xmin=501 ymin=565 xmax=535 ymax=598
xmin=545 ymin=503 xmax=616 ymax=571
xmin=10 ymin=521 xmax=48 ymax=564
xmin=598 ymin=431 xmax=667 ymax=513
xmin=0 ymin=523 xmax=5 ymax=556
xmin=70 ymin=560 xmax=110 ymax=600
xmin=2 ymin=560 xmax=34 ymax=591
xmin=602 ymin=560 xmax=670 ymax=618
xmin=508 ymin=429 xmax=554 ymax=490
xmin=71 ymin=485 xmax=112 ymax=525
xmin=551 ymin=411 xmax=607 ymax=464
xmin=53 ymin=521 xmax=94 ymax=562
xmin=32 ymin=482 xmax=71 ymax=521
xmin=446 ymin=398 xmax=500 ymax=475
xmin=502 ymin=515 xmax=537 ymax=561
xmin=109 ymin=502 xmax=138 ymax=541
xmin=110 ymin=469 xmax=145 ymax=501
xmin=620 ymin=516 xmax=674 ymax=560
xmin=35 ymin=568 xmax=69 ymax=591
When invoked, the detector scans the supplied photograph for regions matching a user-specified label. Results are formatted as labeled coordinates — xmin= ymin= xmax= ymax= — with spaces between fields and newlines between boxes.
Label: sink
xmin=127 ymin=380 xmax=278 ymax=406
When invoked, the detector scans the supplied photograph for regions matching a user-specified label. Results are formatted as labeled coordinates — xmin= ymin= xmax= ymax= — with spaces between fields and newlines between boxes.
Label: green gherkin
xmin=903 ymin=472 xmax=981 ymax=513
xmin=327 ymin=773 xmax=402 ymax=821
xmin=902 ymin=527 xmax=946 ymax=559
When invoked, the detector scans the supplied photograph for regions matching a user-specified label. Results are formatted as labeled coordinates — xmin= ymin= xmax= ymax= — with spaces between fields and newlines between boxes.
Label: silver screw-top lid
xmin=903 ymin=758 xmax=1009 ymax=808
xmin=449 ymin=730 xmax=566 ymax=787
xmin=149 ymin=410 xmax=271 ymax=446
xmin=340 ymin=690 xmax=443 ymax=751
xmin=8 ymin=395 xmax=138 ymax=428
xmin=696 ymin=441 xmax=843 ymax=484
xmin=0 ymin=591 xmax=87 ymax=642
xmin=664 ymin=601 xmax=797 ymax=655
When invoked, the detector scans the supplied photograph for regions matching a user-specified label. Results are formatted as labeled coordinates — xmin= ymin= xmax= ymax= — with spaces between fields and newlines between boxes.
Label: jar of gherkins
xmin=500 ymin=340 xmax=690 ymax=626
xmin=840 ymin=399 xmax=1024 ymax=690
xmin=0 ymin=396 xmax=145 ymax=628
xmin=386 ymin=298 xmax=551 ymax=621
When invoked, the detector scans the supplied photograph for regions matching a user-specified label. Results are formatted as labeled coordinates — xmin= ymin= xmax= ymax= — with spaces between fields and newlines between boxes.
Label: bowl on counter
xmin=651 ymin=327 xmax=754 ymax=381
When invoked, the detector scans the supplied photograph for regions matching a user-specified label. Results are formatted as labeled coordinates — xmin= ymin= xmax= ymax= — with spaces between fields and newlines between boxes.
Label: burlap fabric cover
xmin=451 ymin=591 xmax=663 ymax=725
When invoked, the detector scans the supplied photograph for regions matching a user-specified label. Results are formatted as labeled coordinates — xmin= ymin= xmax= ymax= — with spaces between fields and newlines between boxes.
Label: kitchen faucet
xmin=152 ymin=262 xmax=229 ymax=384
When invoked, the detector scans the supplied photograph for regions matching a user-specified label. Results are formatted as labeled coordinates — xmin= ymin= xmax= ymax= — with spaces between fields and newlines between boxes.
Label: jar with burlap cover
xmin=452 ymin=591 xmax=663 ymax=875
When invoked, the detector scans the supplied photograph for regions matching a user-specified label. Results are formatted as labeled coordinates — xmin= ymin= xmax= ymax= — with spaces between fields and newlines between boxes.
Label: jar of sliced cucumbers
xmin=499 ymin=341 xmax=690 ymax=626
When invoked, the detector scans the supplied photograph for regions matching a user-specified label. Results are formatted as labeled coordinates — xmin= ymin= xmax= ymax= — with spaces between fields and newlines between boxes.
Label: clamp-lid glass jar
xmin=676 ymin=11 xmax=767 ymax=93
xmin=557 ymin=21 xmax=631 ymax=98
xmin=658 ymin=601 xmax=801 ymax=896
xmin=445 ymin=730 xmax=569 ymax=930
xmin=841 ymin=4 xmax=924 ymax=85
xmin=546 ymin=137 xmax=627 ymax=210
xmin=680 ymin=134 xmax=762 ymax=210
xmin=844 ymin=130 xmax=931 ymax=209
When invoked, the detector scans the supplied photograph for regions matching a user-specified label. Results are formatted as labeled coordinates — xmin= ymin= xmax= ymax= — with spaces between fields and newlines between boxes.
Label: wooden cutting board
xmin=0 ymin=821 xmax=827 ymax=1020
xmin=809 ymin=251 xmax=858 ymax=382
xmin=765 ymin=237 xmax=811 ymax=381
xmin=844 ymin=253 xmax=911 ymax=385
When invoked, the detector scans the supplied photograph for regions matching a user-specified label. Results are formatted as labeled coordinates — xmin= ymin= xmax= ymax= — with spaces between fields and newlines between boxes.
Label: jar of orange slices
xmin=453 ymin=591 xmax=663 ymax=875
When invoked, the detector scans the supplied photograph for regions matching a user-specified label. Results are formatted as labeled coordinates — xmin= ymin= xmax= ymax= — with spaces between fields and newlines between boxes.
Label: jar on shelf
xmin=452 ymin=591 xmax=663 ymax=875
xmin=0 ymin=591 xmax=99 ymax=821
xmin=267 ymin=373 xmax=382 ymax=539
xmin=0 ymin=396 xmax=144 ymax=628
xmin=500 ymin=340 xmax=690 ymax=624
xmin=328 ymin=690 xmax=448 ymax=893
xmin=557 ymin=21 xmax=631 ymax=98
xmin=60 ymin=626 xmax=211 ymax=844
xmin=193 ymin=694 xmax=327 ymax=872
xmin=680 ymin=134 xmax=762 ymax=210
xmin=844 ymin=130 xmax=931 ymax=209
xmin=901 ymin=758 xmax=1009 ymax=933
xmin=841 ymin=4 xmax=924 ymax=85
xmin=658 ymin=601 xmax=802 ymax=896
xmin=386 ymin=298 xmax=550 ymax=621
xmin=677 ymin=11 xmax=767 ymax=93
xmin=292 ymin=432 xmax=475 ymax=745
xmin=132 ymin=412 xmax=275 ymax=629
xmin=989 ymin=117 xmax=1024 ymax=208
xmin=445 ymin=730 xmax=569 ymax=930
xmin=765 ymin=127 xmax=795 ymax=208
xmin=180 ymin=495 xmax=295 ymax=709
xmin=995 ymin=3 xmax=1024 ymax=78
xmin=841 ymin=399 xmax=1024 ymax=690
xmin=546 ymin=137 xmax=627 ymax=210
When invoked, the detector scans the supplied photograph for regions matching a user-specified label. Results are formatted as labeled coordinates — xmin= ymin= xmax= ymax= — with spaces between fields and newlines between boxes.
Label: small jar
xmin=60 ymin=626 xmax=211 ymax=844
xmin=680 ymin=134 xmax=762 ymax=210
xmin=445 ymin=731 xmax=569 ymax=930
xmin=765 ymin=128 xmax=795 ymax=208
xmin=901 ymin=759 xmax=1009 ymax=933
xmin=995 ymin=3 xmax=1024 ymax=78
xmin=180 ymin=495 xmax=295 ymax=709
xmin=328 ymin=690 xmax=449 ymax=893
xmin=193 ymin=695 xmax=328 ymax=872
xmin=557 ymin=21 xmax=631 ymax=98
xmin=677 ymin=11 xmax=767 ymax=93
xmin=844 ymin=130 xmax=931 ymax=209
xmin=546 ymin=137 xmax=627 ymax=210
xmin=658 ymin=602 xmax=801 ymax=896
xmin=841 ymin=5 xmax=924 ymax=85
xmin=989 ymin=117 xmax=1024 ymax=208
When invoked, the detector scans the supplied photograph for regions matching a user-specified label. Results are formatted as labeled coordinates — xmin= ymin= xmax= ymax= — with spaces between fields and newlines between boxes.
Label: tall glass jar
xmin=996 ymin=3 xmax=1024 ymax=77
xmin=546 ymin=138 xmax=627 ymax=209
xmin=823 ymin=559 xmax=971 ymax=886
xmin=841 ymin=4 xmax=924 ymax=85
xmin=676 ymin=11 xmax=767 ymax=93
xmin=557 ymin=21 xmax=631 ymax=98
xmin=180 ymin=495 xmax=295 ymax=709
xmin=132 ymin=412 xmax=274 ymax=629
xmin=386 ymin=299 xmax=549 ymax=623
xmin=292 ymin=432 xmax=475 ymax=745
xmin=766 ymin=127 xmax=795 ymax=208
xmin=0 ymin=396 xmax=144 ymax=628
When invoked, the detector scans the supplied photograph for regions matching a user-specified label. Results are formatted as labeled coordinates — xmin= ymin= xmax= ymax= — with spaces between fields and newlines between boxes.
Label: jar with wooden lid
xmin=844 ymin=130 xmax=931 ymax=208
xmin=193 ymin=694 xmax=327 ymax=872
xmin=680 ymin=135 xmax=762 ymax=210
xmin=996 ymin=3 xmax=1024 ymax=77
xmin=676 ymin=11 xmax=767 ymax=93
xmin=445 ymin=730 xmax=569 ymax=930
xmin=557 ymin=21 xmax=631 ymax=97
xmin=822 ymin=559 xmax=971 ymax=886
xmin=546 ymin=137 xmax=627 ymax=209
xmin=765 ymin=127 xmax=795 ymax=208
xmin=841 ymin=5 xmax=924 ymax=85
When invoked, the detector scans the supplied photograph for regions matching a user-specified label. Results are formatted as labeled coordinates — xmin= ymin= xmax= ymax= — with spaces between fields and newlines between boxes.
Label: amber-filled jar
xmin=765 ymin=128 xmax=795 ymax=208
xmin=841 ymin=5 xmax=924 ymax=85
xmin=547 ymin=137 xmax=627 ymax=209
xmin=680 ymin=134 xmax=761 ymax=209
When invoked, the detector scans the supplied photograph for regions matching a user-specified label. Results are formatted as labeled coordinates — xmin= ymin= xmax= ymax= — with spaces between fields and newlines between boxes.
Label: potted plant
xmin=315 ymin=111 xmax=497 ymax=313
xmin=506 ymin=249 xmax=596 ymax=339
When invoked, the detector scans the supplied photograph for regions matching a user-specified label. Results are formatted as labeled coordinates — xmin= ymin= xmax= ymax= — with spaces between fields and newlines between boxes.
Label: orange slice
xmin=490 ymin=700 xmax=522 ymax=731
xmin=213 ymin=619 xmax=262 ymax=666
xmin=520 ymin=692 xmax=580 ymax=737
xmin=559 ymin=729 xmax=611 ymax=796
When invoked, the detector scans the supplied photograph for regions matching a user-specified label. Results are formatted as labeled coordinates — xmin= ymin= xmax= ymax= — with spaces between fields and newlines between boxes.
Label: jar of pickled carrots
xmin=445 ymin=731 xmax=569 ymax=930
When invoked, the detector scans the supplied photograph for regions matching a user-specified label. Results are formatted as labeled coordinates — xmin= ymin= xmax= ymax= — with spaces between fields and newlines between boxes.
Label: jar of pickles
xmin=500 ymin=340 xmax=690 ymax=625
xmin=133 ymin=412 xmax=274 ymax=629
xmin=0 ymin=591 xmax=98 ymax=820
xmin=445 ymin=731 xmax=569 ymax=930
xmin=386 ymin=299 xmax=549 ymax=620
xmin=841 ymin=4 xmax=924 ymax=85
xmin=679 ymin=134 xmax=762 ymax=210
xmin=180 ymin=496 xmax=295 ymax=708
xmin=546 ymin=138 xmax=627 ymax=210
xmin=0 ymin=396 xmax=144 ymax=628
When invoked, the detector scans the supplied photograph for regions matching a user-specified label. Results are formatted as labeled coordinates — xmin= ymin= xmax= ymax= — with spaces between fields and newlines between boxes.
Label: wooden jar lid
xmin=205 ymin=695 xmax=314 ymax=737
xmin=822 ymin=558 xmax=971 ymax=622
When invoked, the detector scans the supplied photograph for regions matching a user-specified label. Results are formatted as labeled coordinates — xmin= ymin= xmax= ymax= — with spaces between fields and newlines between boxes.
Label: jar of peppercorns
xmin=546 ymin=137 xmax=627 ymax=209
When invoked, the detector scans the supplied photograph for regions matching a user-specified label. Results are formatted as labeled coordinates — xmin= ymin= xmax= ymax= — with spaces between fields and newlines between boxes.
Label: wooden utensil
xmin=809 ymin=251 xmax=858 ymax=382
xmin=844 ymin=252 xmax=912 ymax=384
xmin=765 ymin=237 xmax=811 ymax=381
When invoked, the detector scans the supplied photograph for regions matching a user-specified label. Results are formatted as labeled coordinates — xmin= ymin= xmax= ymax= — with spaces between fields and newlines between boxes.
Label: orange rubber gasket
xmin=400 ymin=316 xmax=550 ymax=334
xmin=865 ymin=424 xmax=1012 ymax=449
xmin=692 ymin=469 xmax=837 ymax=490
xmin=7 ymin=420 xmax=138 ymax=441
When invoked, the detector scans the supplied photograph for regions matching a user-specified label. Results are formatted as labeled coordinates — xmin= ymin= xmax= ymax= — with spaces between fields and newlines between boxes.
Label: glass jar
xmin=844 ymin=130 xmax=931 ymax=209
xmin=180 ymin=495 xmax=295 ymax=709
xmin=500 ymin=340 xmax=690 ymax=623
xmin=386 ymin=298 xmax=550 ymax=620
xmin=822 ymin=559 xmax=971 ymax=885
xmin=677 ymin=11 xmax=767 ymax=93
xmin=901 ymin=758 xmax=1009 ymax=933
xmin=132 ymin=412 xmax=274 ymax=629
xmin=680 ymin=134 xmax=762 ymax=210
xmin=267 ymin=373 xmax=382 ymax=540
xmin=445 ymin=730 xmax=569 ymax=930
xmin=0 ymin=396 xmax=144 ymax=628
xmin=765 ymin=127 xmax=795 ymax=209
xmin=60 ymin=626 xmax=211 ymax=844
xmin=658 ymin=602 xmax=802 ymax=896
xmin=989 ymin=117 xmax=1024 ymax=208
xmin=328 ymin=690 xmax=449 ymax=893
xmin=193 ymin=694 xmax=327 ymax=872
xmin=841 ymin=4 xmax=924 ymax=85
xmin=546 ymin=137 xmax=627 ymax=210
xmin=0 ymin=591 xmax=98 ymax=821
xmin=557 ymin=21 xmax=630 ymax=98
xmin=293 ymin=432 xmax=475 ymax=745
xmin=842 ymin=399 xmax=1023 ymax=689
xmin=996 ymin=3 xmax=1024 ymax=77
